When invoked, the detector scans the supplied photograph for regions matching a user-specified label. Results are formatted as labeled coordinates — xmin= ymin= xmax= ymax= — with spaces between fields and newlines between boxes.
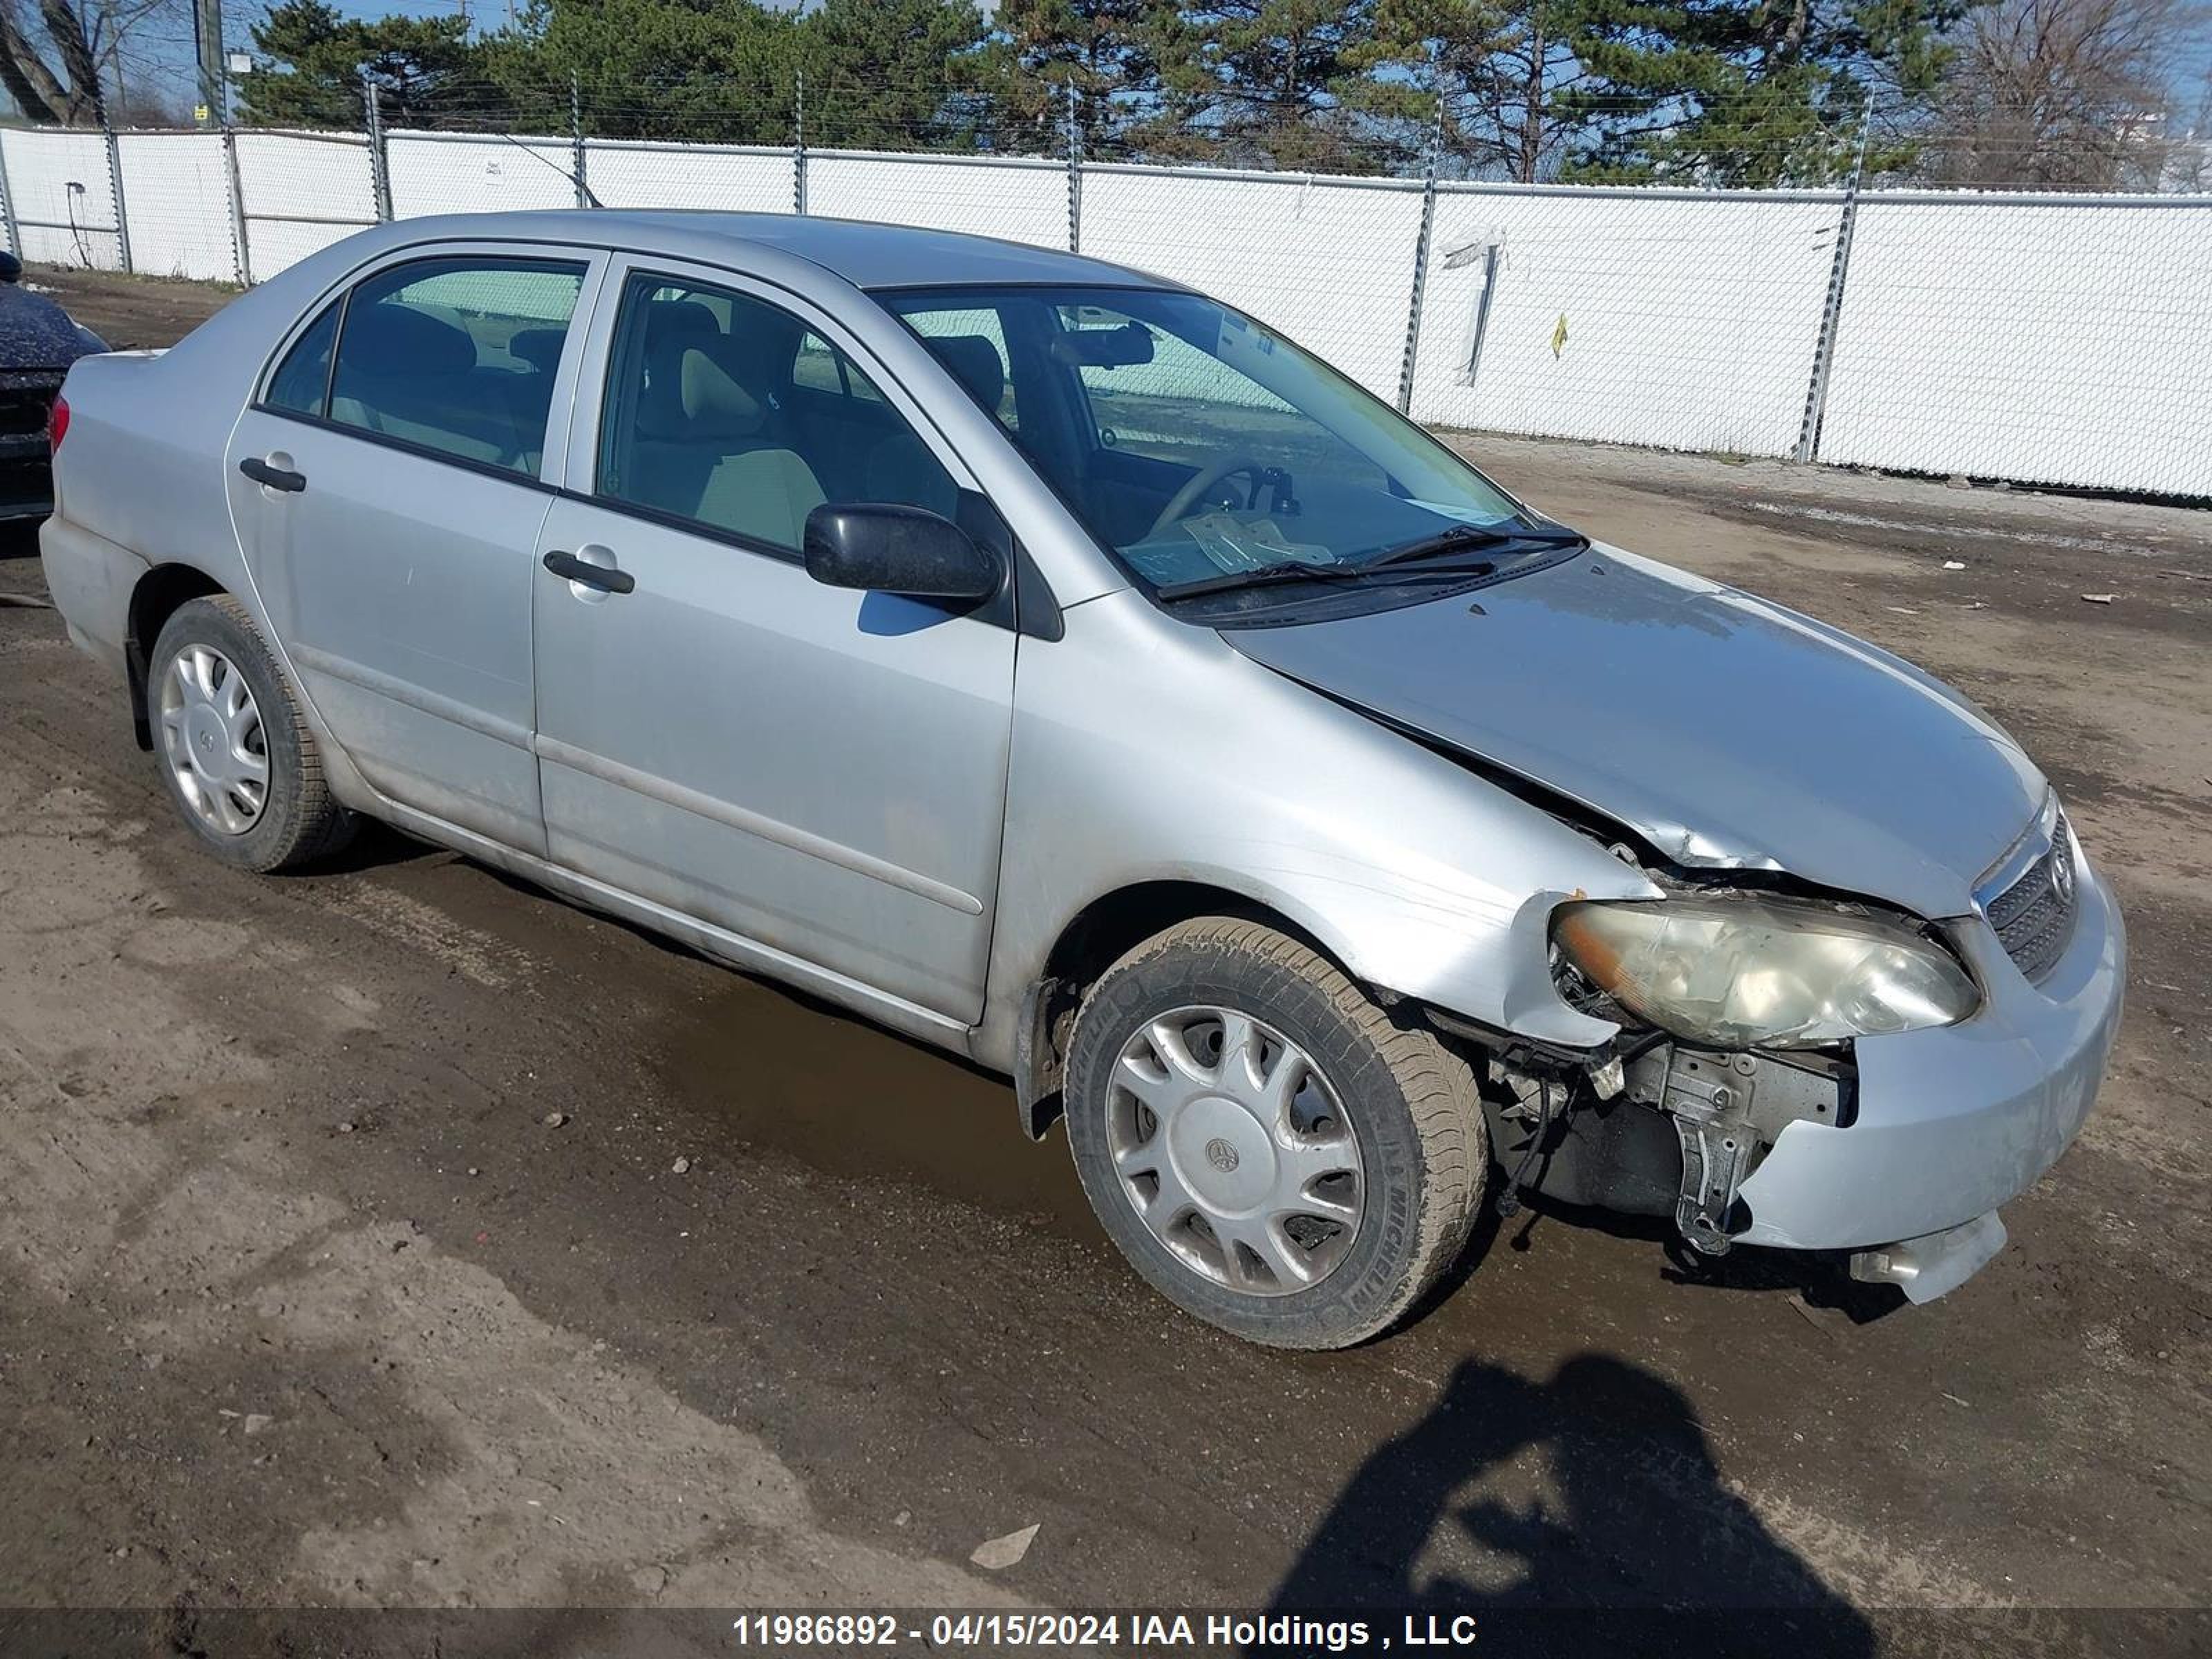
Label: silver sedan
xmin=41 ymin=212 xmax=2124 ymax=1347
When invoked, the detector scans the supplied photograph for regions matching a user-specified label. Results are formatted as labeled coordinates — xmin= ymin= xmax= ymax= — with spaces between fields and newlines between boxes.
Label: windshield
xmin=878 ymin=285 xmax=1543 ymax=595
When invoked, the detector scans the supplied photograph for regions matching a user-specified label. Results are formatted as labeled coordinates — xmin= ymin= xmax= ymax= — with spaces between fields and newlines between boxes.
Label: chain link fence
xmin=0 ymin=113 xmax=2206 ymax=497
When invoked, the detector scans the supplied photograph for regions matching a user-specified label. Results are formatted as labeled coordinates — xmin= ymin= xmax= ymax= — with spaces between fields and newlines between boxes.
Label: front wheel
xmin=1064 ymin=917 xmax=1487 ymax=1349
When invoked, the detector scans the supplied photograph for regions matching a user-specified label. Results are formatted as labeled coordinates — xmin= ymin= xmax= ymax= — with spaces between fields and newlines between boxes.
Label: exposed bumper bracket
xmin=1850 ymin=1210 xmax=2007 ymax=1304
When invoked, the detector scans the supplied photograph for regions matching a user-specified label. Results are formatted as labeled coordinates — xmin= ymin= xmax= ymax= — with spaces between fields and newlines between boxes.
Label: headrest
xmin=679 ymin=347 xmax=764 ymax=439
xmin=642 ymin=300 xmax=720 ymax=363
xmin=507 ymin=327 xmax=565 ymax=377
xmin=347 ymin=302 xmax=476 ymax=377
xmin=928 ymin=335 xmax=1005 ymax=412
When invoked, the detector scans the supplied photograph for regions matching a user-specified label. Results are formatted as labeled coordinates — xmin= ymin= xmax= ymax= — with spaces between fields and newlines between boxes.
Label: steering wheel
xmin=1147 ymin=453 xmax=1271 ymax=539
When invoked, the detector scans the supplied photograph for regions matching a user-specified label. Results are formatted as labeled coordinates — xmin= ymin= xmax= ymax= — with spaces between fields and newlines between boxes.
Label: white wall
xmin=116 ymin=132 xmax=232 ymax=281
xmin=8 ymin=124 xmax=2208 ymax=496
xmin=386 ymin=131 xmax=574 ymax=218
xmin=234 ymin=131 xmax=379 ymax=281
xmin=586 ymin=140 xmax=794 ymax=214
xmin=1812 ymin=196 xmax=2212 ymax=496
xmin=809 ymin=151 xmax=1067 ymax=247
xmin=1083 ymin=167 xmax=1428 ymax=401
xmin=1409 ymin=187 xmax=1838 ymax=459
xmin=2 ymin=127 xmax=123 ymax=270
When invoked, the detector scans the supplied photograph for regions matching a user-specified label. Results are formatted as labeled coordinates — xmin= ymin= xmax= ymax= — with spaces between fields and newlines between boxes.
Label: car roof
xmin=385 ymin=209 xmax=1183 ymax=294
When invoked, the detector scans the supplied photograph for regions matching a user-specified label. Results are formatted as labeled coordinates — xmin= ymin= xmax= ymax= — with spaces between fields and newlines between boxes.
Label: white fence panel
xmin=585 ymin=139 xmax=792 ymax=213
xmin=808 ymin=151 xmax=1066 ymax=248
xmin=1815 ymin=196 xmax=2212 ymax=496
xmin=116 ymin=131 xmax=232 ymax=281
xmin=6 ymin=113 xmax=2206 ymax=496
xmin=388 ymin=131 xmax=574 ymax=218
xmin=1081 ymin=167 xmax=1425 ymax=402
xmin=234 ymin=131 xmax=377 ymax=279
xmin=2 ymin=127 xmax=122 ymax=270
xmin=1409 ymin=187 xmax=1837 ymax=457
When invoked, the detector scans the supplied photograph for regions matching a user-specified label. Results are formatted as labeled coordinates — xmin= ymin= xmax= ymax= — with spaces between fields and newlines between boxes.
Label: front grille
xmin=1985 ymin=816 xmax=2078 ymax=983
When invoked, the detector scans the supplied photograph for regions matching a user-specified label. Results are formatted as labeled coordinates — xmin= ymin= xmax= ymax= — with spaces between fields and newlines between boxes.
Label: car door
xmin=227 ymin=246 xmax=603 ymax=855
xmin=530 ymin=261 xmax=1018 ymax=1023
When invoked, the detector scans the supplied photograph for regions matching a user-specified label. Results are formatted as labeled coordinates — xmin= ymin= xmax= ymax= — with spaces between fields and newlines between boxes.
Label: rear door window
xmin=326 ymin=256 xmax=587 ymax=477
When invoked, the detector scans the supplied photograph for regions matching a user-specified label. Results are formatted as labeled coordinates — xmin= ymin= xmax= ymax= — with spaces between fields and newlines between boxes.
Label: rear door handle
xmin=238 ymin=456 xmax=306 ymax=493
xmin=543 ymin=549 xmax=635 ymax=594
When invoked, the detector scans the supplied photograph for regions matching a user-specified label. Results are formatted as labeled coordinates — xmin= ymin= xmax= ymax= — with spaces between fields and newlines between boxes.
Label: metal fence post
xmin=1065 ymin=82 xmax=1082 ymax=254
xmin=1396 ymin=100 xmax=1444 ymax=414
xmin=0 ymin=129 xmax=20 ymax=257
xmin=1795 ymin=97 xmax=1874 ymax=464
xmin=570 ymin=74 xmax=590 ymax=209
xmin=794 ymin=71 xmax=808 ymax=215
xmin=101 ymin=111 xmax=133 ymax=274
xmin=364 ymin=76 xmax=393 ymax=221
xmin=222 ymin=122 xmax=250 ymax=285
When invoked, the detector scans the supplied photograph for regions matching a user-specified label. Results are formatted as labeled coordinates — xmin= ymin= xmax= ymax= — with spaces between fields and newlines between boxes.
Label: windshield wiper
xmin=1155 ymin=557 xmax=1501 ymax=602
xmin=1365 ymin=521 xmax=1587 ymax=570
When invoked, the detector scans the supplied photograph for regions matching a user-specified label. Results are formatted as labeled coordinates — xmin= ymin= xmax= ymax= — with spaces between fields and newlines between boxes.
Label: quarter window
xmin=597 ymin=274 xmax=961 ymax=552
xmin=326 ymin=256 xmax=585 ymax=476
xmin=265 ymin=300 xmax=339 ymax=417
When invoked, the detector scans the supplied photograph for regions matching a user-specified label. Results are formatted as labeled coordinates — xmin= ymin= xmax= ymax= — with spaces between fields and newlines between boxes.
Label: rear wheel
xmin=149 ymin=594 xmax=354 ymax=872
xmin=1064 ymin=917 xmax=1486 ymax=1349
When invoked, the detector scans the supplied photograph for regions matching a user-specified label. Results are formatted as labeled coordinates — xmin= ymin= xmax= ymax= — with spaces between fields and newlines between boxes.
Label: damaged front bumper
xmin=1494 ymin=841 xmax=2124 ymax=1304
xmin=1848 ymin=1210 xmax=2009 ymax=1304
xmin=1732 ymin=852 xmax=2124 ymax=1283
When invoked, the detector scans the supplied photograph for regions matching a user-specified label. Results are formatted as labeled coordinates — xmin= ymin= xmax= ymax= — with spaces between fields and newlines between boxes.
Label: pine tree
xmin=1560 ymin=0 xmax=1962 ymax=186
xmin=1140 ymin=0 xmax=1392 ymax=171
xmin=242 ymin=0 xmax=486 ymax=130
xmin=988 ymin=0 xmax=1161 ymax=154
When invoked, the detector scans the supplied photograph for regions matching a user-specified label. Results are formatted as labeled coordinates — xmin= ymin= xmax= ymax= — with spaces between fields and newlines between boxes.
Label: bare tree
xmin=1927 ymin=0 xmax=2210 ymax=189
xmin=0 ymin=0 xmax=180 ymax=126
xmin=0 ymin=0 xmax=75 ymax=122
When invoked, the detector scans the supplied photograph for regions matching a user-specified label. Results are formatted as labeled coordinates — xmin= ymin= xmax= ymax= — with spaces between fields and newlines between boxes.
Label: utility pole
xmin=794 ymin=69 xmax=807 ymax=215
xmin=364 ymin=74 xmax=392 ymax=221
xmin=192 ymin=0 xmax=223 ymax=126
xmin=1396 ymin=93 xmax=1446 ymax=414
xmin=100 ymin=102 xmax=131 ymax=273
xmin=1065 ymin=81 xmax=1082 ymax=254
xmin=1795 ymin=93 xmax=1876 ymax=465
xmin=570 ymin=73 xmax=588 ymax=209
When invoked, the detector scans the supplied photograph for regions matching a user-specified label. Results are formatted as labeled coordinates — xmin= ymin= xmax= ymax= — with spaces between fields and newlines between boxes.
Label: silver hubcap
xmin=1107 ymin=1006 xmax=1363 ymax=1297
xmin=159 ymin=644 xmax=268 ymax=836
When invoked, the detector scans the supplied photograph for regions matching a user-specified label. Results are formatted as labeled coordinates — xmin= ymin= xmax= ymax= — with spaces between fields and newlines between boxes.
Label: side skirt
xmin=375 ymin=798 xmax=983 ymax=1061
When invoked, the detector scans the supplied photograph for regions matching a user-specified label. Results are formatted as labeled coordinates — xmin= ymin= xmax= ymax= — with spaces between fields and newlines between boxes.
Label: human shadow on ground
xmin=1263 ymin=1353 xmax=1876 ymax=1659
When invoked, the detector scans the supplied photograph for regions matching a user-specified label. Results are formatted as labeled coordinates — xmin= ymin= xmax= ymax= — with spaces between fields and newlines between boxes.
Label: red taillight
xmin=48 ymin=394 xmax=68 ymax=452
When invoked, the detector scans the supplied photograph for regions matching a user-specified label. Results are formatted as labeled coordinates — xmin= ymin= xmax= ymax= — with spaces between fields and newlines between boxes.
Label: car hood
xmin=0 ymin=283 xmax=102 ymax=368
xmin=1224 ymin=547 xmax=2045 ymax=919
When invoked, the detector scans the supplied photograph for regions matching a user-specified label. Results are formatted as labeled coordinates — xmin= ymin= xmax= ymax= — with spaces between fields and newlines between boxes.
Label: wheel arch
xmin=124 ymin=563 xmax=228 ymax=749
xmin=1012 ymin=877 xmax=1366 ymax=1141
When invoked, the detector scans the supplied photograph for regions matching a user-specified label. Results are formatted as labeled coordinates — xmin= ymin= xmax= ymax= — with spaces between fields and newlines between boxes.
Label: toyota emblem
xmin=1204 ymin=1137 xmax=1240 ymax=1174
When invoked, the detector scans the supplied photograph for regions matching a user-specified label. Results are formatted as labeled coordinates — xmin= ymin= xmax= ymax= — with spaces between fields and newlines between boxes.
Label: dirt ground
xmin=1 ymin=267 xmax=2207 ymax=1656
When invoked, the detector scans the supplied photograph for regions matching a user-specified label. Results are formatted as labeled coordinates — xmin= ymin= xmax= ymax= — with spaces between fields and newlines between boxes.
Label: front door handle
xmin=543 ymin=549 xmax=635 ymax=594
xmin=238 ymin=456 xmax=306 ymax=493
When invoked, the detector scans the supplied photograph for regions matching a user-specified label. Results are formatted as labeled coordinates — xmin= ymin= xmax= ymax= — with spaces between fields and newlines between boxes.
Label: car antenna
xmin=487 ymin=126 xmax=603 ymax=209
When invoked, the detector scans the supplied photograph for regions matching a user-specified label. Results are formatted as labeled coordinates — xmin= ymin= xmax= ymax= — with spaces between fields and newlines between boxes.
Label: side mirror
xmin=803 ymin=503 xmax=1001 ymax=603
xmin=0 ymin=251 xmax=21 ymax=283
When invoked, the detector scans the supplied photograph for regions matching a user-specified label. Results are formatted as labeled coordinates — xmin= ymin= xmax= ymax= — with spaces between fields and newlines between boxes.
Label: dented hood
xmin=1225 ymin=547 xmax=2045 ymax=920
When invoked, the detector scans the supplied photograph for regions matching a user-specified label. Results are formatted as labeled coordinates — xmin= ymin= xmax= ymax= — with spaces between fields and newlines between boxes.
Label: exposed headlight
xmin=1553 ymin=896 xmax=1979 ymax=1049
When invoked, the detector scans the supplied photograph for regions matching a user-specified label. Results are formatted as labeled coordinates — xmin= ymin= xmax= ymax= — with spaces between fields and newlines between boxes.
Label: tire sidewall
xmin=1065 ymin=934 xmax=1446 ymax=1349
xmin=149 ymin=598 xmax=316 ymax=874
